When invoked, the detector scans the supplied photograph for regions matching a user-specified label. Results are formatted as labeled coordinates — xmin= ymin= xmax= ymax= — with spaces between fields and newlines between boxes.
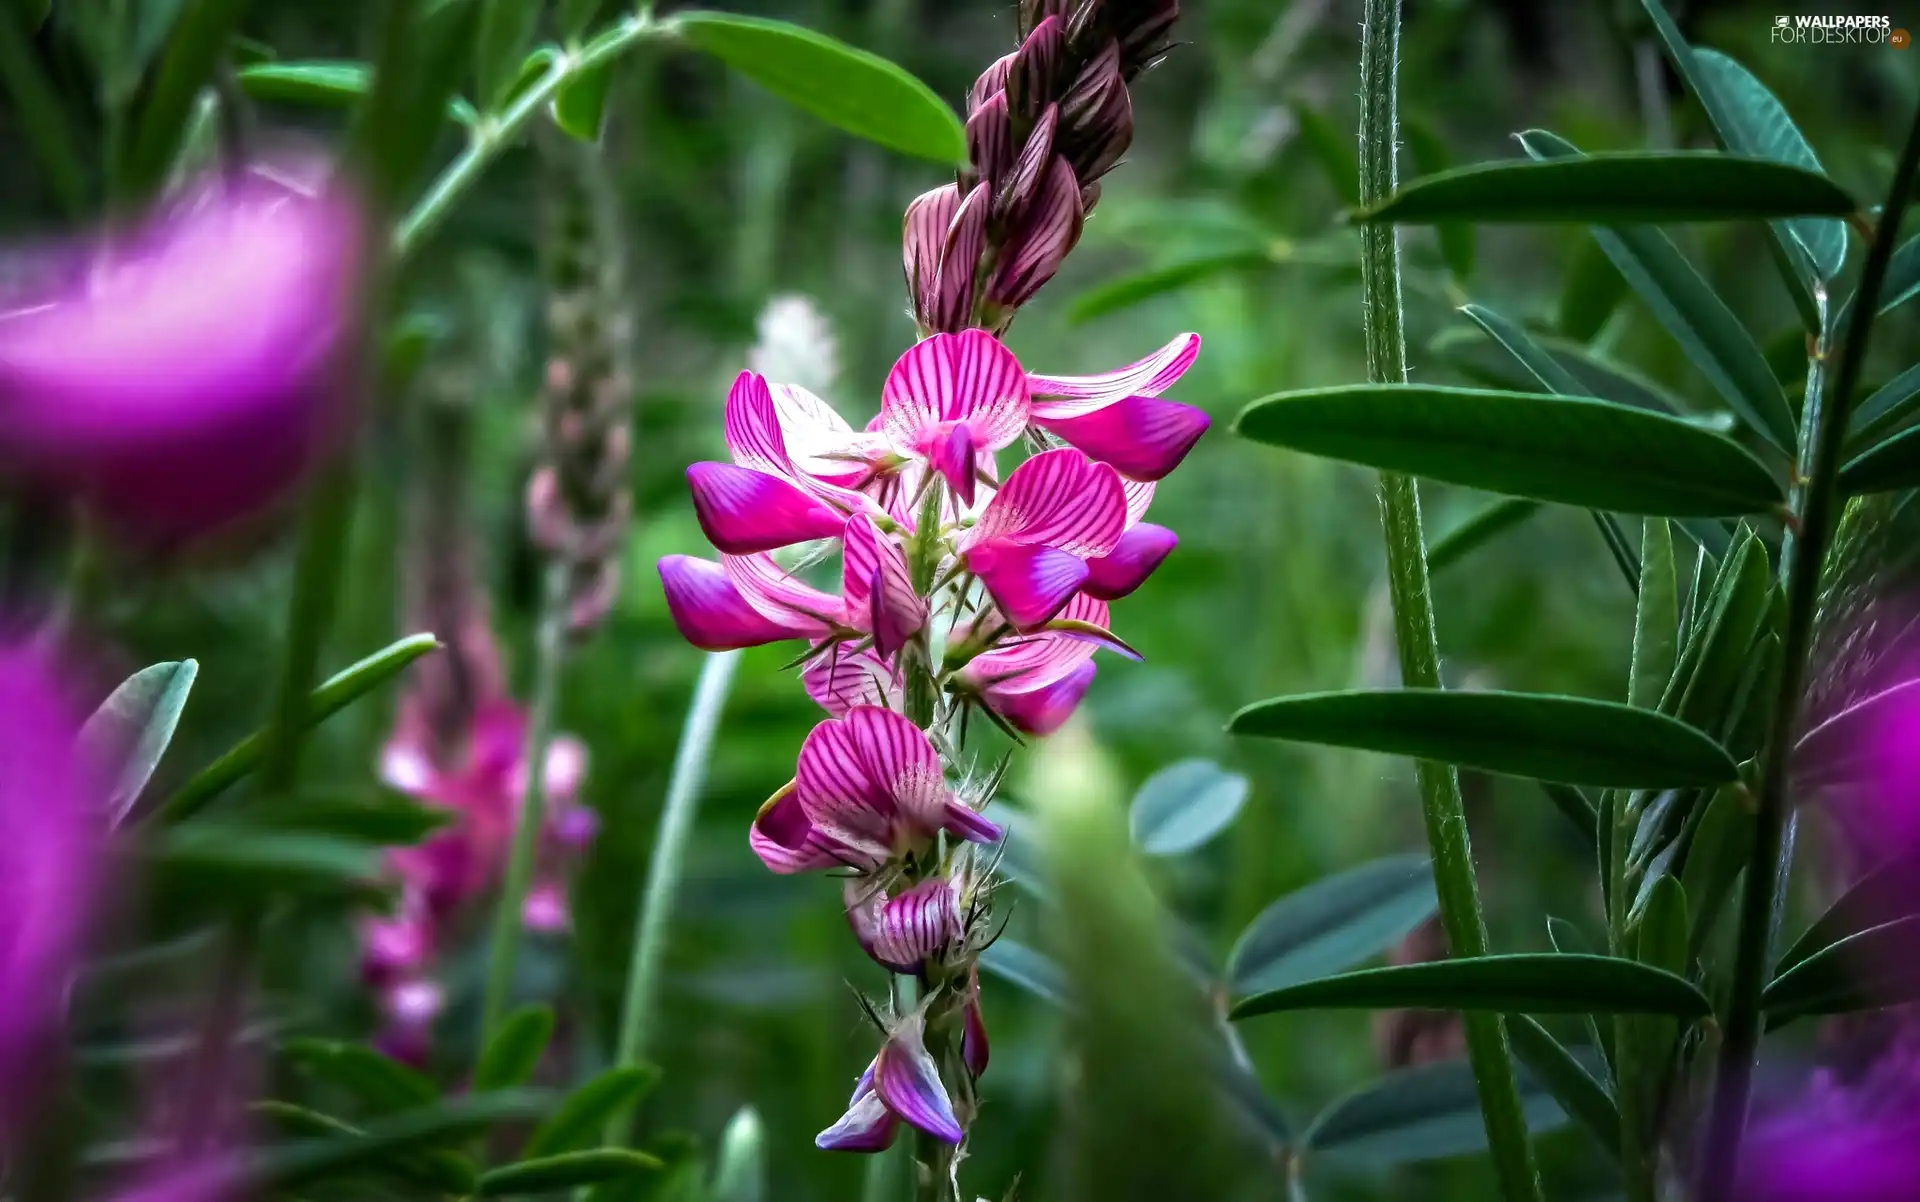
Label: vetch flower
xmin=1026 ymin=333 xmax=1209 ymax=481
xmin=846 ymin=876 xmax=963 ymax=974
xmin=816 ymin=1013 xmax=965 ymax=1151
xmin=0 ymin=164 xmax=365 ymax=541
xmin=952 ymin=593 xmax=1138 ymax=735
xmin=955 ymin=447 xmax=1127 ymax=628
xmin=803 ymin=645 xmax=902 ymax=716
xmin=878 ymin=331 xmax=1030 ymax=507
xmin=658 ymin=554 xmax=826 ymax=651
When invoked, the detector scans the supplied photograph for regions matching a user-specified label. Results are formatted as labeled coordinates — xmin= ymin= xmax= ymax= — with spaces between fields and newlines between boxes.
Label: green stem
xmin=478 ymin=561 xmax=570 ymax=1047
xmin=1356 ymin=4 xmax=1541 ymax=1200
xmin=260 ymin=459 xmax=360 ymax=796
xmin=605 ymin=649 xmax=741 ymax=1142
xmin=1698 ymin=98 xmax=1920 ymax=1202
xmin=0 ymin=4 xmax=88 ymax=214
xmin=393 ymin=10 xmax=679 ymax=261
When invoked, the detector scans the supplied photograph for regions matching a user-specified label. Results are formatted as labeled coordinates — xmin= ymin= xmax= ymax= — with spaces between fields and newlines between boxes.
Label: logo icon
xmin=1775 ymin=15 xmax=1791 ymax=27
xmin=1895 ymin=27 xmax=1912 ymax=47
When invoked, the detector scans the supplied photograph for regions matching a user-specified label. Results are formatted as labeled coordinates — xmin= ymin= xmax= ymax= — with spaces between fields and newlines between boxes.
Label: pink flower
xmin=0 ymin=164 xmax=365 ymax=541
xmin=748 ymin=707 xmax=1001 ymax=875
xmin=955 ymin=448 xmax=1127 ymax=629
xmin=1026 ymin=333 xmax=1210 ymax=482
xmin=954 ymin=593 xmax=1138 ymax=735
xmin=845 ymin=876 xmax=963 ymax=974
xmin=816 ymin=1013 xmax=964 ymax=1151
xmin=878 ymin=331 xmax=1029 ymax=507
xmin=804 ymin=646 xmax=901 ymax=717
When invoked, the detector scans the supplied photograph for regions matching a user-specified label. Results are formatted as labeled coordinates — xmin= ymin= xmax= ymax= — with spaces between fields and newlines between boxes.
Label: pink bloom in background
xmin=0 ymin=163 xmax=365 ymax=541
xmin=0 ymin=640 xmax=98 ymax=1133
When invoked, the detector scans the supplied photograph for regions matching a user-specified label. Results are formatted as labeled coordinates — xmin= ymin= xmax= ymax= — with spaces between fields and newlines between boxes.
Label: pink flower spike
xmin=991 ymin=659 xmax=1097 ymax=736
xmin=657 ymin=555 xmax=808 ymax=650
xmin=874 ymin=1014 xmax=964 ymax=1144
xmin=803 ymin=645 xmax=901 ymax=716
xmin=1084 ymin=523 xmax=1178 ymax=600
xmin=815 ymin=1079 xmax=900 ymax=1153
xmin=965 ymin=539 xmax=1089 ymax=630
xmin=841 ymin=516 xmax=925 ymax=657
xmin=1034 ymin=394 xmax=1210 ymax=482
xmin=1028 ymin=332 xmax=1202 ymax=416
xmin=880 ymin=331 xmax=1029 ymax=462
xmin=685 ymin=462 xmax=847 ymax=554
xmin=750 ymin=782 xmax=861 ymax=874
xmin=960 ymin=448 xmax=1126 ymax=559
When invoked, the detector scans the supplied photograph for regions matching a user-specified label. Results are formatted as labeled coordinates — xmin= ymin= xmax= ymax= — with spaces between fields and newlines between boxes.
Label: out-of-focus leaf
xmin=124 ymin=0 xmax=249 ymax=195
xmin=238 ymin=1092 xmax=555 ymax=1192
xmin=149 ymin=827 xmax=387 ymax=907
xmin=1229 ymin=689 xmax=1740 ymax=788
xmin=1680 ymin=786 xmax=1752 ymax=957
xmin=479 ymin=1150 xmax=663 ymax=1195
xmin=1763 ymin=917 xmax=1920 ymax=1023
xmin=249 ymin=792 xmax=452 ymax=845
xmin=982 ymin=801 xmax=1047 ymax=897
xmin=1067 ymin=250 xmax=1272 ymax=323
xmin=1775 ymin=848 xmax=1920 ymax=976
xmin=1539 ymin=783 xmax=1600 ymax=850
xmin=1840 ymin=234 xmax=1920 ymax=325
xmin=474 ymin=0 xmax=542 ymax=111
xmin=251 ymin=1103 xmax=479 ymax=1194
xmin=979 ymin=937 xmax=1067 ymax=1006
xmin=1428 ymin=497 xmax=1542 ymax=574
xmin=709 ymin=1107 xmax=764 ymax=1202
xmin=1622 ymin=875 xmax=1689 ymax=1127
xmin=1403 ymin=115 xmax=1474 ymax=281
xmin=1234 ymin=385 xmax=1784 ymax=517
xmin=522 ymin=1066 xmax=661 ymax=1158
xmin=1841 ymin=424 xmax=1920 ymax=496
xmin=1504 ymin=1015 xmax=1619 ymax=1155
xmin=475 ymin=1006 xmax=555 ymax=1092
xmin=1227 ymin=853 xmax=1435 ymax=997
xmin=1128 ymin=759 xmax=1249 ymax=856
xmin=560 ymin=0 xmax=604 ymax=41
xmin=675 ymin=13 xmax=966 ymax=163
xmin=1303 ymin=1057 xmax=1571 ymax=1164
xmin=79 ymin=659 xmax=197 ymax=825
xmin=1353 ymin=154 xmax=1854 ymax=225
xmin=1231 ymin=954 xmax=1712 ymax=1020
xmin=1287 ymin=97 xmax=1359 ymax=205
xmin=1847 ymin=363 xmax=1920 ymax=450
xmin=553 ymin=60 xmax=614 ymax=141
xmin=238 ymin=61 xmax=375 ymax=107
xmin=282 ymin=1039 xmax=438 ymax=1114
xmin=1559 ymin=236 xmax=1628 ymax=342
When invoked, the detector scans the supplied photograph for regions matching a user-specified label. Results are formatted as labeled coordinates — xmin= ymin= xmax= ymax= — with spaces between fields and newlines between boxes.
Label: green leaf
xmin=1288 ymin=97 xmax=1359 ymax=206
xmin=1302 ymin=1058 xmax=1571 ymax=1164
xmin=1660 ymin=528 xmax=1773 ymax=735
xmin=674 ymin=13 xmax=966 ymax=164
xmin=1227 ymin=854 xmax=1436 ymax=997
xmin=1229 ymin=689 xmax=1740 ymax=788
xmin=474 ymin=0 xmax=541 ymax=111
xmin=1233 ymin=385 xmax=1784 ymax=517
xmin=1559 ymin=237 xmax=1628 ymax=342
xmin=1352 ymin=153 xmax=1854 ymax=225
xmin=1504 ymin=1015 xmax=1620 ymax=1155
xmin=1846 ymin=362 xmax=1920 ymax=450
xmin=1403 ymin=115 xmax=1474 ymax=281
xmin=553 ymin=60 xmax=614 ymax=141
xmin=1841 ymin=424 xmax=1920 ymax=495
xmin=978 ymin=937 xmax=1068 ymax=1006
xmin=1679 ymin=785 xmax=1753 ymax=958
xmin=560 ymin=0 xmax=604 ymax=41
xmin=475 ymin=1006 xmax=555 ymax=1092
xmin=1459 ymin=303 xmax=1587 ymax=395
xmin=1776 ymin=848 xmax=1920 ymax=977
xmin=124 ymin=0 xmax=250 ymax=195
xmin=1539 ymin=783 xmax=1600 ymax=850
xmin=240 ymin=1092 xmax=556 ymax=1193
xmin=1517 ymin=130 xmax=1799 ymax=454
xmin=79 ymin=659 xmax=197 ymax=824
xmin=1842 ymin=234 xmax=1920 ymax=324
xmin=249 ymin=792 xmax=453 ymax=845
xmin=156 ymin=634 xmax=440 ymax=823
xmin=238 ymin=61 xmax=374 ymax=107
xmin=150 ymin=826 xmax=387 ymax=907
xmin=1230 ymin=954 xmax=1712 ymax=1021
xmin=522 ymin=1066 xmax=662 ymax=1158
xmin=1691 ymin=50 xmax=1847 ymax=279
xmin=480 ymin=1150 xmax=663 ymax=1195
xmin=1067 ymin=250 xmax=1272 ymax=324
xmin=1763 ymin=916 xmax=1920 ymax=1022
xmin=282 ymin=1039 xmax=438 ymax=1114
xmin=1128 ymin=759 xmax=1250 ymax=856
xmin=1428 ymin=498 xmax=1542 ymax=574
xmin=1631 ymin=519 xmax=1678 ymax=710
xmin=251 ymin=1103 xmax=479 ymax=1194
xmin=710 ymin=1107 xmax=765 ymax=1202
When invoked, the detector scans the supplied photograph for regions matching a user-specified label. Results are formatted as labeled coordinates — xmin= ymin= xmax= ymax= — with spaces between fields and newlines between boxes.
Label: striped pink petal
xmin=924 ymin=420 xmax=979 ymax=508
xmin=803 ymin=645 xmax=900 ymax=716
xmin=903 ymin=186 xmax=962 ymax=324
xmin=1122 ymin=477 xmax=1156 ymax=525
xmin=965 ymin=539 xmax=1088 ymax=630
xmin=794 ymin=712 xmax=907 ymax=860
xmin=724 ymin=373 xmax=879 ymax=503
xmin=815 ymin=1074 xmax=899 ymax=1152
xmin=750 ymin=782 xmax=859 ymax=874
xmin=930 ymin=184 xmax=990 ymax=333
xmin=686 ymin=462 xmax=846 ymax=554
xmin=874 ymin=1014 xmax=964 ymax=1144
xmin=1034 ymin=395 xmax=1210 ymax=482
xmin=841 ymin=515 xmax=925 ymax=657
xmin=966 ymin=90 xmax=1013 ymax=187
xmin=841 ymin=706 xmax=950 ymax=838
xmin=880 ymin=331 xmax=1028 ymax=457
xmin=985 ymin=156 xmax=1083 ymax=311
xmin=657 ymin=555 xmax=809 ymax=650
xmin=846 ymin=876 xmax=962 ymax=973
xmin=962 ymin=593 xmax=1111 ymax=693
xmin=719 ymin=553 xmax=843 ymax=635
xmin=1028 ymin=333 xmax=1202 ymax=416
xmin=1083 ymin=522 xmax=1178 ymax=600
xmin=989 ymin=659 xmax=1097 ymax=736
xmin=960 ymin=448 xmax=1126 ymax=557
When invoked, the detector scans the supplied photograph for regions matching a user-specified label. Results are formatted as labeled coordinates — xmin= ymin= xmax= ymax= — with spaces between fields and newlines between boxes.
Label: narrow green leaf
xmin=1229 ymin=689 xmax=1739 ymax=788
xmin=1545 ymin=918 xmax=1616 ymax=1081
xmin=1517 ymin=129 xmax=1799 ymax=454
xmin=480 ymin=1150 xmax=663 ymax=1195
xmin=522 ymin=1066 xmax=661 ymax=1158
xmin=249 ymin=792 xmax=453 ymax=845
xmin=553 ymin=60 xmax=614 ymax=141
xmin=474 ymin=0 xmax=541 ymax=111
xmin=250 ymin=1103 xmax=479 ymax=1194
xmin=155 ymin=634 xmax=440 ymax=823
xmin=1558 ymin=237 xmax=1628 ymax=342
xmin=1353 ymin=153 xmax=1854 ymax=225
xmin=79 ymin=659 xmax=197 ymax=824
xmin=1234 ymin=385 xmax=1784 ymax=517
xmin=240 ymin=1092 xmax=556 ymax=1193
xmin=1679 ymin=785 xmax=1753 ymax=958
xmin=1459 ymin=303 xmax=1585 ymax=395
xmin=1288 ymin=97 xmax=1359 ymax=206
xmin=1775 ymin=847 xmax=1920 ymax=977
xmin=1763 ymin=916 xmax=1920 ymax=1022
xmin=282 ymin=1039 xmax=438 ymax=1114
xmin=1428 ymin=498 xmax=1542 ymax=574
xmin=1504 ymin=1015 xmax=1620 ymax=1155
xmin=1302 ymin=1058 xmax=1573 ymax=1164
xmin=1662 ymin=529 xmax=1773 ymax=734
xmin=710 ymin=1107 xmax=765 ymax=1202
xmin=124 ymin=0 xmax=249 ymax=195
xmin=1230 ymin=954 xmax=1712 ymax=1021
xmin=675 ymin=13 xmax=966 ymax=164
xmin=1403 ymin=115 xmax=1475 ymax=281
xmin=238 ymin=61 xmax=374 ymax=107
xmin=1630 ymin=520 xmax=1678 ymax=710
xmin=979 ymin=937 xmax=1068 ymax=1006
xmin=1067 ymin=250 xmax=1272 ymax=324
xmin=1128 ymin=759 xmax=1250 ymax=856
xmin=150 ymin=826 xmax=387 ymax=907
xmin=1628 ymin=875 xmax=1690 ymax=1062
xmin=1840 ymin=234 xmax=1920 ymax=325
xmin=559 ymin=0 xmax=603 ymax=42
xmin=1227 ymin=854 xmax=1436 ymax=997
xmin=1846 ymin=362 xmax=1920 ymax=449
xmin=475 ymin=1006 xmax=555 ymax=1092
xmin=1841 ymin=423 xmax=1920 ymax=495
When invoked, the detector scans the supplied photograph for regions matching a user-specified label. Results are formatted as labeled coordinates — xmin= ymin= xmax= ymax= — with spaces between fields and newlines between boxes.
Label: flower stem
xmin=478 ymin=560 xmax=570 ymax=1047
xmin=1697 ymin=98 xmax=1920 ymax=1202
xmin=392 ymin=10 xmax=679 ymax=262
xmin=605 ymin=648 xmax=741 ymax=1143
xmin=1356 ymin=4 xmax=1541 ymax=1200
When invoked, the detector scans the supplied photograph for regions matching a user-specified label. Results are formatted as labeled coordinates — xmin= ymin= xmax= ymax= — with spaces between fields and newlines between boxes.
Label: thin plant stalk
xmin=478 ymin=561 xmax=570 ymax=1046
xmin=0 ymin=4 xmax=87 ymax=214
xmin=1698 ymin=98 xmax=1920 ymax=1201
xmin=1355 ymin=3 xmax=1542 ymax=1199
xmin=605 ymin=649 xmax=742 ymax=1142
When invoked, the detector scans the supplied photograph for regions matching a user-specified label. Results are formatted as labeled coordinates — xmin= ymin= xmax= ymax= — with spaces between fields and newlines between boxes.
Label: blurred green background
xmin=10 ymin=0 xmax=1915 ymax=1198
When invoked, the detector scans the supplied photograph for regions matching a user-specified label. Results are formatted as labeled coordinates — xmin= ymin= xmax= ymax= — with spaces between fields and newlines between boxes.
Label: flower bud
xmin=986 ymin=158 xmax=1083 ymax=312
xmin=966 ymin=91 xmax=1014 ymax=195
xmin=1008 ymin=16 xmax=1066 ymax=120
xmin=994 ymin=105 xmax=1060 ymax=234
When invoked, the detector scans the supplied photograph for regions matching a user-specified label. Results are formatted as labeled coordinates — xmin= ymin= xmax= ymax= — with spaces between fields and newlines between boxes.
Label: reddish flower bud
xmin=986 ymin=157 xmax=1083 ymax=311
xmin=902 ymin=185 xmax=962 ymax=327
xmin=994 ymin=105 xmax=1060 ymax=233
xmin=929 ymin=184 xmax=989 ymax=333
xmin=1009 ymin=16 xmax=1066 ymax=119
xmin=969 ymin=53 xmax=1014 ymax=114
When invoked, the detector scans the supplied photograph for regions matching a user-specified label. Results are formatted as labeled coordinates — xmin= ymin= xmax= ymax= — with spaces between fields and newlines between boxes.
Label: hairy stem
xmin=478 ymin=561 xmax=569 ymax=1046
xmin=1698 ymin=99 xmax=1920 ymax=1201
xmin=606 ymin=649 xmax=742 ymax=1143
xmin=1357 ymin=3 xmax=1541 ymax=1200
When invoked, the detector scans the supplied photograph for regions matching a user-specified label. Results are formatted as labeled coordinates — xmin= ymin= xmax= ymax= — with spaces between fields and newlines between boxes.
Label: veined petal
xmin=1083 ymin=523 xmax=1178 ymax=600
xmin=771 ymin=383 xmax=888 ymax=487
xmin=815 ymin=1084 xmax=899 ymax=1152
xmin=750 ymin=782 xmax=857 ymax=874
xmin=941 ymin=798 xmax=1004 ymax=844
xmin=686 ymin=462 xmax=846 ymax=554
xmin=842 ymin=706 xmax=951 ymax=838
xmin=722 ymin=378 xmax=876 ymax=506
xmin=658 ymin=555 xmax=810 ymax=650
xmin=1122 ymin=477 xmax=1156 ymax=526
xmin=803 ymin=645 xmax=901 ymax=716
xmin=717 ymin=553 xmax=842 ymax=634
xmin=903 ymin=185 xmax=962 ymax=324
xmin=966 ymin=540 xmax=1088 ymax=630
xmin=1028 ymin=332 xmax=1202 ymax=416
xmin=961 ymin=448 xmax=1126 ymax=557
xmin=968 ymin=53 xmax=1013 ymax=112
xmin=930 ymin=184 xmax=990 ymax=334
xmin=923 ymin=421 xmax=979 ymax=509
xmin=875 ymin=1014 xmax=964 ymax=1144
xmin=795 ymin=714 xmax=900 ymax=859
xmin=842 ymin=515 xmax=925 ymax=657
xmin=847 ymin=876 xmax=962 ymax=973
xmin=962 ymin=593 xmax=1111 ymax=693
xmin=1034 ymin=395 xmax=1210 ymax=482
xmin=722 ymin=371 xmax=789 ymax=476
xmin=967 ymin=90 xmax=1013 ymax=191
xmin=985 ymin=156 xmax=1082 ymax=311
xmin=989 ymin=659 xmax=1097 ymax=736
xmin=962 ymin=968 xmax=990 ymax=1078
xmin=880 ymin=330 xmax=1028 ymax=456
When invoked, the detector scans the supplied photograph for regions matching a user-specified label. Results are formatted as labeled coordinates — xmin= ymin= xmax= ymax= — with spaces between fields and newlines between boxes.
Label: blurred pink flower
xmin=0 ymin=164 xmax=365 ymax=540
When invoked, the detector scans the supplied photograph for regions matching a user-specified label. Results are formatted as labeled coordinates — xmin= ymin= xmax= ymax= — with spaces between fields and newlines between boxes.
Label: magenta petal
xmin=1028 ymin=332 xmax=1202 ymax=415
xmin=1036 ymin=395 xmax=1210 ymax=482
xmin=841 ymin=515 xmax=925 ymax=657
xmin=842 ymin=706 xmax=951 ymax=837
xmin=925 ymin=422 xmax=979 ymax=508
xmin=657 ymin=555 xmax=804 ymax=650
xmin=1083 ymin=523 xmax=1178 ymax=600
xmin=849 ymin=876 xmax=962 ymax=973
xmin=931 ymin=185 xmax=991 ymax=334
xmin=803 ymin=645 xmax=900 ymax=716
xmin=749 ymin=785 xmax=855 ymax=875
xmin=719 ymin=553 xmax=843 ymax=634
xmin=990 ymin=660 xmax=1098 ymax=736
xmin=967 ymin=540 xmax=1090 ymax=630
xmin=962 ymin=980 xmax=990 ymax=1078
xmin=964 ymin=448 xmax=1126 ymax=557
xmin=874 ymin=1016 xmax=964 ymax=1144
xmin=686 ymin=462 xmax=846 ymax=554
xmin=941 ymin=798 xmax=1004 ymax=844
xmin=985 ymin=157 xmax=1083 ymax=310
xmin=880 ymin=330 xmax=1029 ymax=456
xmin=815 ymin=1086 xmax=900 ymax=1153
xmin=963 ymin=593 xmax=1110 ymax=693
xmin=794 ymin=714 xmax=900 ymax=859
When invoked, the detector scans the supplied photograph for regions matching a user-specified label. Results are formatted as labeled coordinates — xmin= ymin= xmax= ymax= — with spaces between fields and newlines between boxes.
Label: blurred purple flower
xmin=0 ymin=165 xmax=366 ymax=540
xmin=816 ymin=1013 xmax=964 ymax=1152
